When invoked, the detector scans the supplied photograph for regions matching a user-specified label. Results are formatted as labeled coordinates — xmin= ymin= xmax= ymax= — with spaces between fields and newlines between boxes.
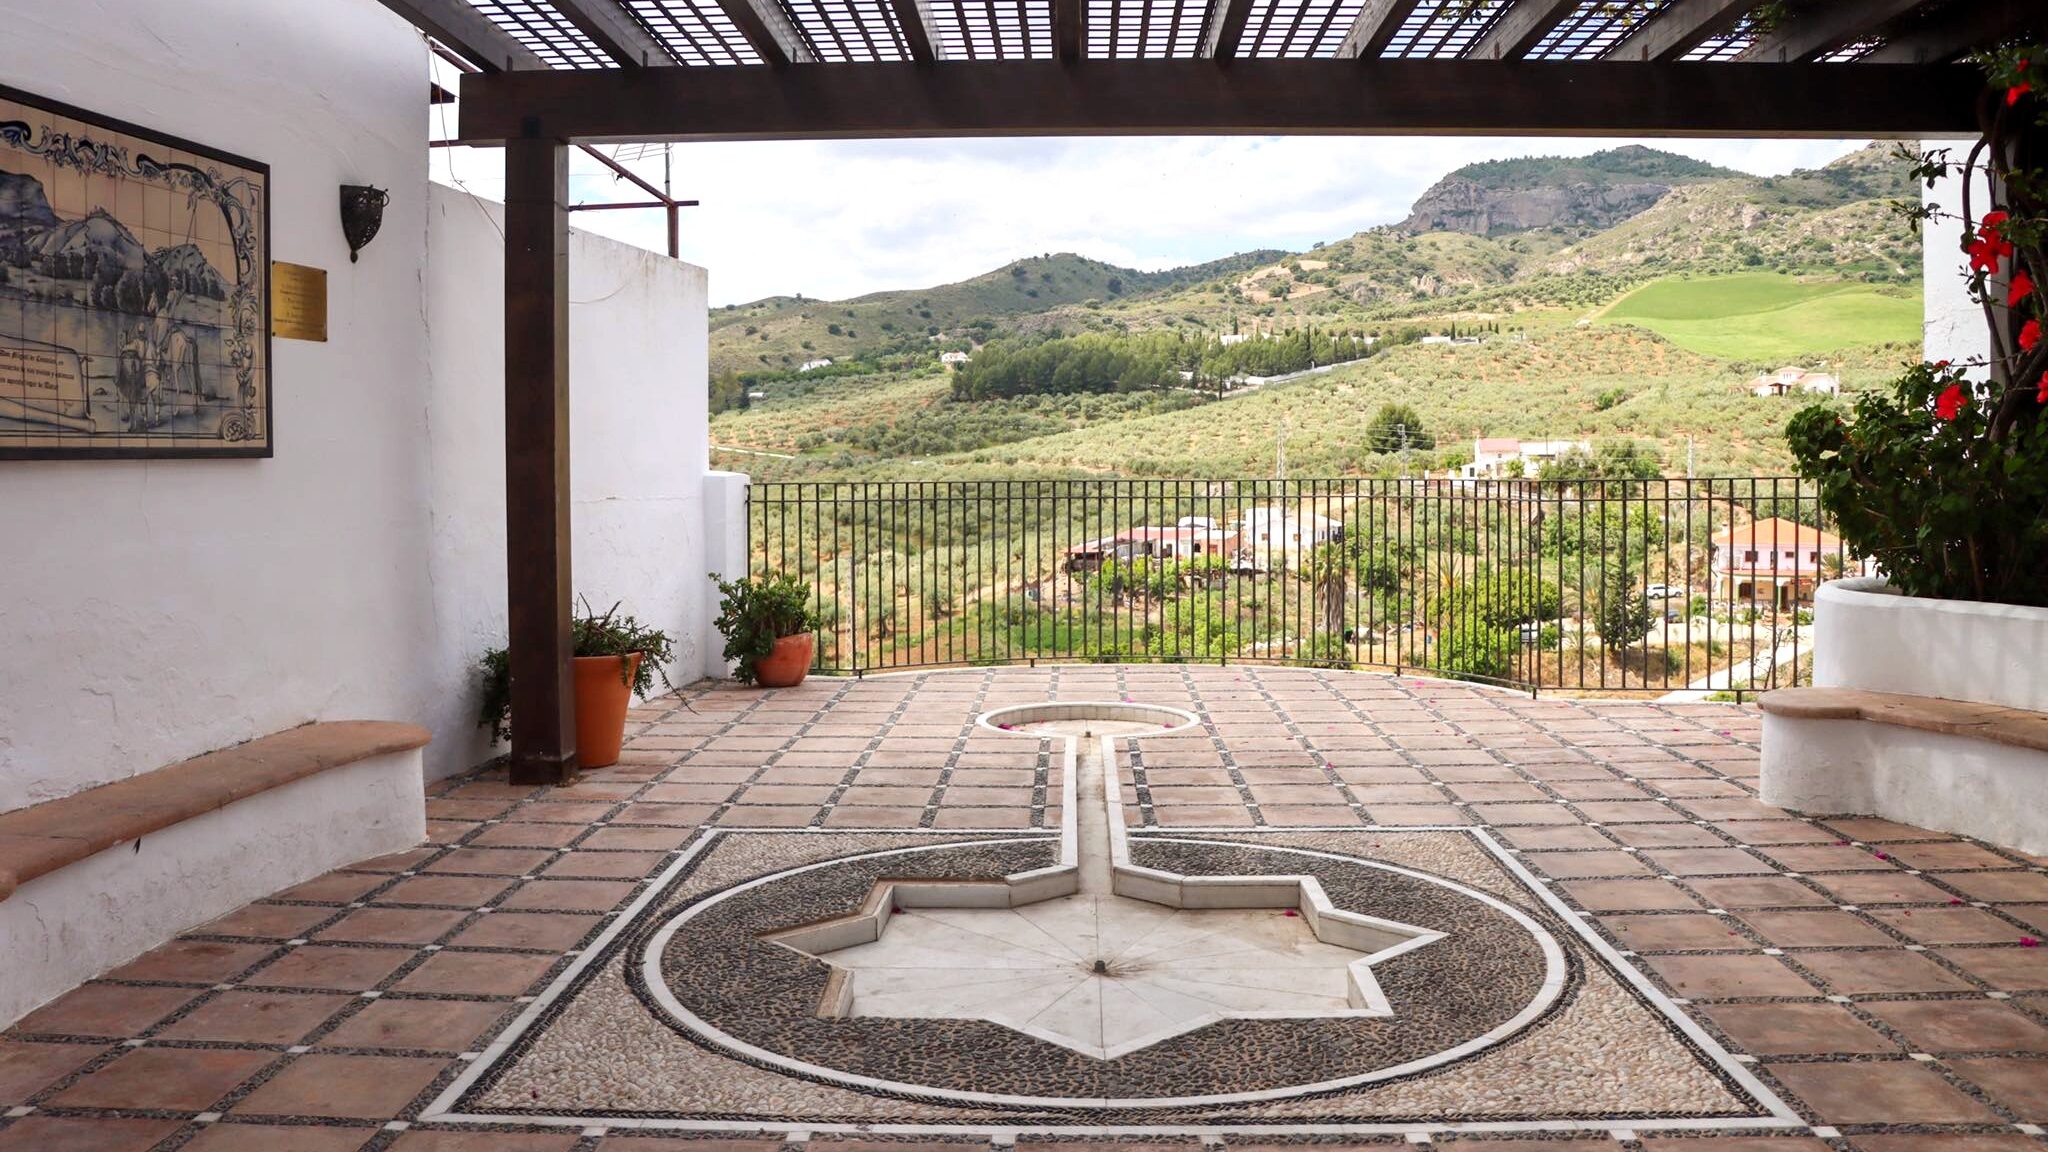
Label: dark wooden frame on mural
xmin=0 ymin=82 xmax=272 ymax=461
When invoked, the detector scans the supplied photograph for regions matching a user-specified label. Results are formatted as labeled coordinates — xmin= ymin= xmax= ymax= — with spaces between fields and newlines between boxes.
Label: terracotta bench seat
xmin=0 ymin=721 xmax=430 ymax=902
xmin=1 ymin=721 xmax=431 ymax=1029
xmin=1759 ymin=687 xmax=2048 ymax=856
xmin=1757 ymin=687 xmax=2048 ymax=755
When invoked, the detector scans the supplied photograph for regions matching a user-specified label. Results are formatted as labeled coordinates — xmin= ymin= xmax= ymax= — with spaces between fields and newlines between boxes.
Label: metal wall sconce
xmin=340 ymin=184 xmax=389 ymax=263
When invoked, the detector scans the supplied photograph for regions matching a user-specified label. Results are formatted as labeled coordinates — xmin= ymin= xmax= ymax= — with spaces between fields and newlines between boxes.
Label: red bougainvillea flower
xmin=2023 ymin=936 xmax=2041 ymax=948
xmin=2023 ymin=319 xmax=2043 ymax=352
xmin=1936 ymin=383 xmax=1968 ymax=421
xmin=1970 ymin=211 xmax=2015 ymax=273
xmin=2037 ymin=370 xmax=2048 ymax=405
xmin=2012 ymin=82 xmax=2033 ymax=106
xmin=1933 ymin=360 xmax=1951 ymax=371
xmin=2010 ymin=269 xmax=2037 ymax=306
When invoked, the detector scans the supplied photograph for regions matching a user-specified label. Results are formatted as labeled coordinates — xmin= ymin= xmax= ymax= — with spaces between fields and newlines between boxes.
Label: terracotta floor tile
xmin=1646 ymin=953 xmax=1815 ymax=998
xmin=1864 ymin=999 xmax=2048 ymax=1052
xmin=1494 ymin=825 xmax=1613 ymax=850
xmin=716 ymin=805 xmax=820 ymax=827
xmin=1148 ymin=805 xmax=1255 ymax=827
xmin=1699 ymin=1002 xmax=1895 ymax=1055
xmin=1869 ymin=906 xmax=2025 ymax=944
xmin=270 ymin=871 xmax=388 ymax=903
xmin=824 ymin=806 xmax=927 ymax=827
xmin=318 ymin=997 xmax=510 ymax=1051
xmin=1936 ymin=872 xmax=2048 ymax=903
xmin=1684 ymin=876 xmax=1833 ymax=909
xmin=1363 ymin=804 xmax=1472 ymax=825
xmin=1768 ymin=1060 xmax=1998 ymax=1124
xmin=1851 ymin=1135 xmax=2046 ymax=1152
xmin=373 ymin=875 xmax=514 ymax=907
xmin=315 ymin=907 xmax=469 ymax=945
xmin=1558 ymin=878 xmax=1699 ymax=911
xmin=182 ymin=1122 xmax=381 ymax=1151
xmin=577 ymin=825 xmax=700 ymax=851
xmin=1714 ymin=820 xmax=1833 ymax=845
xmin=1607 ymin=823 xmax=1724 ymax=849
xmin=1795 ymin=949 xmax=1977 ymax=995
xmin=1949 ymin=1056 xmax=2048 ymax=1120
xmin=1799 ymin=873 xmax=1952 ymax=906
xmin=1939 ymin=945 xmax=2048 ymax=990
xmin=351 ymin=846 xmax=438 ymax=872
xmin=105 ymin=938 xmax=272 ymax=983
xmin=157 ymin=991 xmax=353 ymax=1044
xmin=1884 ymin=842 xmax=2023 ymax=871
xmin=0 ymin=1116 xmax=184 ymax=1152
xmin=541 ymin=850 xmax=666 ymax=879
xmin=1644 ymin=848 xmax=1774 ymax=876
xmin=1257 ymin=804 xmax=1360 ymax=826
xmin=1739 ymin=910 xmax=1892 ymax=948
xmin=1470 ymin=802 xmax=1579 ymax=825
xmin=0 ymin=1040 xmax=103 ymax=1102
xmin=52 ymin=1045 xmax=273 ymax=1110
xmin=932 ymin=807 xmax=1032 ymax=828
xmin=1600 ymin=913 xmax=1747 ymax=951
xmin=1524 ymin=851 xmax=1653 ymax=879
xmin=469 ymin=821 xmax=585 ymax=848
xmin=247 ymin=945 xmax=414 ymax=992
xmin=497 ymin=879 xmax=637 ymax=912
xmin=14 ymin=982 xmax=198 ymax=1037
xmin=423 ymin=847 xmax=556 ymax=875
xmin=594 ymin=1139 xmax=786 ymax=1152
xmin=448 ymin=911 xmax=599 ymax=951
xmin=199 ymin=903 xmax=338 ymax=939
xmin=1760 ymin=845 xmax=1899 ymax=872
xmin=233 ymin=1052 xmax=446 ymax=1118
xmin=506 ymin=800 xmax=618 ymax=823
xmin=394 ymin=950 xmax=556 ymax=996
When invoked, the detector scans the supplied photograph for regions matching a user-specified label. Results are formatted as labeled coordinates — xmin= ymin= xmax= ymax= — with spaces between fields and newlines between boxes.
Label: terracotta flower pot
xmin=573 ymin=652 xmax=641 ymax=769
xmin=754 ymin=633 xmax=814 ymax=688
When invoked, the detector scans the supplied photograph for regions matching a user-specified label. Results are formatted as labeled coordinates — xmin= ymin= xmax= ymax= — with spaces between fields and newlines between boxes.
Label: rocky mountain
xmin=1397 ymin=146 xmax=1741 ymax=236
xmin=30 ymin=208 xmax=150 ymax=271
xmin=155 ymin=243 xmax=231 ymax=299
xmin=0 ymin=169 xmax=58 ymax=235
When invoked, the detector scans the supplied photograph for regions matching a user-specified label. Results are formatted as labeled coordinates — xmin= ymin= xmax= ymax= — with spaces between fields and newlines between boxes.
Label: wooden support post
xmin=503 ymin=134 xmax=577 ymax=786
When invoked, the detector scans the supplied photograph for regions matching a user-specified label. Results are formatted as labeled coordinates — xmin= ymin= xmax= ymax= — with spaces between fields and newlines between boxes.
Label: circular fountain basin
xmin=977 ymin=700 xmax=1199 ymax=738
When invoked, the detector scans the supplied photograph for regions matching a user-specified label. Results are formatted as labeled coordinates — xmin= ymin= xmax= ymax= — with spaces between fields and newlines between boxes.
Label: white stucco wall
xmin=0 ymin=0 xmax=726 ymax=806
xmin=0 ymin=0 xmax=436 ymax=807
xmin=1922 ymin=140 xmax=1994 ymax=371
xmin=421 ymin=186 xmax=717 ymax=774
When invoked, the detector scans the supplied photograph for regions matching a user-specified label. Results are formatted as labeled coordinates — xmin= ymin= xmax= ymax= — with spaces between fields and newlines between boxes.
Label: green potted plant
xmin=712 ymin=571 xmax=821 ymax=687
xmin=479 ymin=598 xmax=676 ymax=769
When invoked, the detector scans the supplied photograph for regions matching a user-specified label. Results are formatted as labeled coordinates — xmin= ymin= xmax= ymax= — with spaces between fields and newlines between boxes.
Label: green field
xmin=1599 ymin=273 xmax=1921 ymax=360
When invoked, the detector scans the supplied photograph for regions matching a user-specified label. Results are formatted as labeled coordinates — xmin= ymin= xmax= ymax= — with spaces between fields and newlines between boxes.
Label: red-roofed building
xmin=1709 ymin=517 xmax=1845 ymax=609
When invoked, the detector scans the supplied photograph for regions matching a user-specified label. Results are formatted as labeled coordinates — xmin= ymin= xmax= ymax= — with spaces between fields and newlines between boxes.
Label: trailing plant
xmin=477 ymin=599 xmax=678 ymax=743
xmin=1788 ymin=47 xmax=2048 ymax=607
xmin=711 ymin=571 xmax=821 ymax=684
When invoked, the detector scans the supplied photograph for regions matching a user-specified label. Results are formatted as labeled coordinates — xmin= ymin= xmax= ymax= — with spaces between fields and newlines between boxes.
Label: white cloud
xmin=432 ymin=123 xmax=1869 ymax=307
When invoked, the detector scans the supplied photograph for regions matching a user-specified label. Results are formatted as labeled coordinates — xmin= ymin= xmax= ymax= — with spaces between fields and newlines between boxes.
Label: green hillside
xmin=710 ymin=142 xmax=1927 ymax=485
xmin=1600 ymin=274 xmax=1921 ymax=360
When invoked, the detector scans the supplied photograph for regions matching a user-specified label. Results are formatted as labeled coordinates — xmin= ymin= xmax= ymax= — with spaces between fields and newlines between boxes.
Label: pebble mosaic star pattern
xmin=2 ymin=665 xmax=2046 ymax=1152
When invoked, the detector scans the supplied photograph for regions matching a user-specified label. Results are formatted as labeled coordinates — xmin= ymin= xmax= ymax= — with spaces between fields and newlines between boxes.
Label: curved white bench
xmin=1759 ymin=687 xmax=2048 ymax=855
xmin=0 ymin=722 xmax=429 ymax=1028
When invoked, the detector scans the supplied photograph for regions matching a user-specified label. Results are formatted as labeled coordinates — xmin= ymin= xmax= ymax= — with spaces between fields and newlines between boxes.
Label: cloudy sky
xmin=431 ymin=125 xmax=1869 ymax=307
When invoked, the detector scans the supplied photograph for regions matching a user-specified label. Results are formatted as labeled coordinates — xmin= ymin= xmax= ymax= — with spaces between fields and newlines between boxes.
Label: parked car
xmin=1645 ymin=583 xmax=1680 ymax=599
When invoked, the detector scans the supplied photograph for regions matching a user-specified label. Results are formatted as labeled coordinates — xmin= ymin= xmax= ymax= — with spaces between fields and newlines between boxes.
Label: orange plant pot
xmin=754 ymin=633 xmax=814 ymax=688
xmin=573 ymin=652 xmax=641 ymax=769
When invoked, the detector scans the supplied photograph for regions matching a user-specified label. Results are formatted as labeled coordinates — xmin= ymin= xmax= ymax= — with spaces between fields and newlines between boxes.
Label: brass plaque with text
xmin=272 ymin=262 xmax=328 ymax=342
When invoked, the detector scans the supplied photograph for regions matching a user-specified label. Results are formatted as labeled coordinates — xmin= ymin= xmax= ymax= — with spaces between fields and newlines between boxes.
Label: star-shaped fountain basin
xmin=782 ymin=888 xmax=1434 ymax=1061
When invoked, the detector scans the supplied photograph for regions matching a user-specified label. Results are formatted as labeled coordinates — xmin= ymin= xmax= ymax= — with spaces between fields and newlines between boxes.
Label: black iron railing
xmin=746 ymin=477 xmax=1853 ymax=695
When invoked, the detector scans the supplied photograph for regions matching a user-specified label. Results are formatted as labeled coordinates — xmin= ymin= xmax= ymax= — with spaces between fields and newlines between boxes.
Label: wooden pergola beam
xmin=889 ymin=0 xmax=938 ymax=62
xmin=457 ymin=59 xmax=1984 ymax=142
xmin=715 ymin=0 xmax=815 ymax=66
xmin=1607 ymin=0 xmax=1748 ymax=62
xmin=1201 ymin=0 xmax=1259 ymax=60
xmin=1469 ymin=0 xmax=1578 ymax=61
xmin=1054 ymin=0 xmax=1084 ymax=62
xmin=370 ymin=0 xmax=545 ymax=71
xmin=1742 ymin=0 xmax=1930 ymax=63
xmin=551 ymin=0 xmax=673 ymax=66
xmin=1335 ymin=0 xmax=1420 ymax=59
xmin=1863 ymin=0 xmax=2041 ymax=65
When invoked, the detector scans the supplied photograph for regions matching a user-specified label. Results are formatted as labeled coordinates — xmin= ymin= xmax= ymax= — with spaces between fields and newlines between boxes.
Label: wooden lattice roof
xmin=378 ymin=0 xmax=2039 ymax=142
